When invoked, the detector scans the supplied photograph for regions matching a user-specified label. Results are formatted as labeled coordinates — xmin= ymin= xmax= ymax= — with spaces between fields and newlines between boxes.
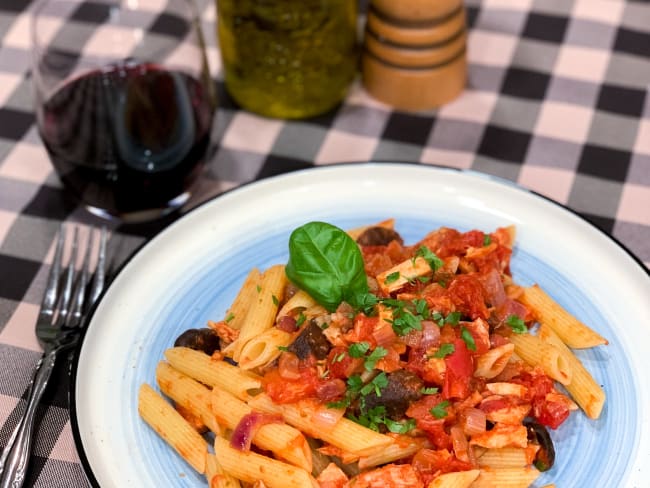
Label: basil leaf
xmin=285 ymin=222 xmax=368 ymax=312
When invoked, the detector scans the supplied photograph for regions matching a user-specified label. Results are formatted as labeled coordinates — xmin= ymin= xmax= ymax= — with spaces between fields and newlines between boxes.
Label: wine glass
xmin=31 ymin=0 xmax=217 ymax=222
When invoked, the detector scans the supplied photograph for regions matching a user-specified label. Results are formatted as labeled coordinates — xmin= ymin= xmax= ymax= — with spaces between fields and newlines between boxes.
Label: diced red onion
xmin=450 ymin=425 xmax=470 ymax=462
xmin=460 ymin=407 xmax=487 ymax=436
xmin=278 ymin=352 xmax=301 ymax=380
xmin=230 ymin=412 xmax=282 ymax=451
xmin=310 ymin=402 xmax=345 ymax=429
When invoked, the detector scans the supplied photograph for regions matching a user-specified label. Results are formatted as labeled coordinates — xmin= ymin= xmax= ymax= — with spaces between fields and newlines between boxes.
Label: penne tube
xmin=210 ymin=386 xmax=312 ymax=471
xmin=229 ymin=264 xmax=288 ymax=361
xmin=164 ymin=347 xmax=262 ymax=401
xmin=346 ymin=218 xmax=395 ymax=241
xmin=428 ymin=469 xmax=480 ymax=488
xmin=508 ymin=333 xmax=572 ymax=385
xmin=247 ymin=394 xmax=394 ymax=457
xmin=474 ymin=343 xmax=515 ymax=379
xmin=237 ymin=328 xmax=295 ymax=370
xmin=226 ymin=268 xmax=262 ymax=330
xmin=376 ymin=256 xmax=432 ymax=294
xmin=213 ymin=436 xmax=319 ymax=488
xmin=206 ymin=453 xmax=241 ymax=488
xmin=137 ymin=384 xmax=207 ymax=474
xmin=358 ymin=436 xmax=427 ymax=469
xmin=276 ymin=289 xmax=318 ymax=320
xmin=537 ymin=324 xmax=606 ymax=419
xmin=470 ymin=467 xmax=540 ymax=487
xmin=519 ymin=285 xmax=607 ymax=348
xmin=476 ymin=447 xmax=532 ymax=468
xmin=156 ymin=361 xmax=222 ymax=435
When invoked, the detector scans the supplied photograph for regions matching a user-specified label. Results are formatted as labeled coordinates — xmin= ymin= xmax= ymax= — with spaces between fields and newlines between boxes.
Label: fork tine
xmin=40 ymin=226 xmax=65 ymax=317
xmin=55 ymin=227 xmax=79 ymax=327
xmin=65 ymin=228 xmax=95 ymax=328
xmin=88 ymin=226 xmax=108 ymax=306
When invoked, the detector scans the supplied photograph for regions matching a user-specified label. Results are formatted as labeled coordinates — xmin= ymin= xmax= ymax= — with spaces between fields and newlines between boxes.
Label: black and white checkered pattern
xmin=0 ymin=0 xmax=648 ymax=486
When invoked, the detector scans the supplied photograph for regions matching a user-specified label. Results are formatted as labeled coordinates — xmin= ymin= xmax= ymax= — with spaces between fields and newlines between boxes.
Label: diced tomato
xmin=411 ymin=448 xmax=473 ymax=485
xmin=406 ymin=395 xmax=452 ymax=449
xmin=447 ymin=274 xmax=489 ymax=320
xmin=443 ymin=339 xmax=474 ymax=400
xmin=533 ymin=399 xmax=570 ymax=429
xmin=263 ymin=367 xmax=319 ymax=404
xmin=326 ymin=346 xmax=363 ymax=379
xmin=515 ymin=371 xmax=554 ymax=399
xmin=362 ymin=240 xmax=409 ymax=276
xmin=344 ymin=314 xmax=379 ymax=345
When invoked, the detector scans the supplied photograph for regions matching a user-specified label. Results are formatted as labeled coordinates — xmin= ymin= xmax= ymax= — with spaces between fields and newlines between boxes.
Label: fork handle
xmin=0 ymin=349 xmax=58 ymax=488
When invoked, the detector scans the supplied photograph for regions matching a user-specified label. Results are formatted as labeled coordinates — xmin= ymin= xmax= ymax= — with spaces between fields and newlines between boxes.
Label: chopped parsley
xmin=347 ymin=342 xmax=388 ymax=371
xmin=295 ymin=313 xmax=307 ymax=327
xmin=385 ymin=271 xmax=401 ymax=284
xmin=430 ymin=400 xmax=450 ymax=419
xmin=461 ymin=327 xmax=477 ymax=351
xmin=348 ymin=342 xmax=370 ymax=358
xmin=277 ymin=345 xmax=289 ymax=352
xmin=364 ymin=347 xmax=388 ymax=371
xmin=506 ymin=314 xmax=528 ymax=334
xmin=224 ymin=312 xmax=235 ymax=323
xmin=432 ymin=311 xmax=461 ymax=327
xmin=431 ymin=343 xmax=455 ymax=358
xmin=348 ymin=406 xmax=416 ymax=434
xmin=420 ymin=386 xmax=439 ymax=395
xmin=272 ymin=294 xmax=280 ymax=306
xmin=415 ymin=246 xmax=444 ymax=271
xmin=483 ymin=234 xmax=492 ymax=246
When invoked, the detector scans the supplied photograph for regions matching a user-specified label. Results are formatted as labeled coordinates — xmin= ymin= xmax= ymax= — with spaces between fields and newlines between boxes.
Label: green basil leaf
xmin=285 ymin=222 xmax=368 ymax=312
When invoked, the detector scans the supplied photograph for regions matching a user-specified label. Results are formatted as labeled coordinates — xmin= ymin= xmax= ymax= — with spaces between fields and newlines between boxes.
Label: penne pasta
xmin=156 ymin=361 xmax=221 ymax=435
xmin=476 ymin=447 xmax=532 ymax=468
xmin=228 ymin=264 xmax=287 ymax=361
xmin=537 ymin=323 xmax=606 ymax=419
xmin=376 ymin=256 xmax=432 ymax=294
xmin=164 ymin=347 xmax=262 ymax=401
xmin=237 ymin=328 xmax=295 ymax=370
xmin=346 ymin=218 xmax=395 ymax=241
xmin=508 ymin=333 xmax=572 ymax=385
xmin=210 ymin=386 xmax=312 ymax=471
xmin=246 ymin=394 xmax=394 ymax=457
xmin=276 ymin=289 xmax=318 ymax=320
xmin=519 ymin=285 xmax=608 ymax=348
xmin=428 ymin=469 xmax=480 ymax=487
xmin=137 ymin=383 xmax=207 ymax=474
xmin=213 ymin=437 xmax=319 ymax=488
xmin=358 ymin=436 xmax=427 ymax=469
xmin=206 ymin=453 xmax=241 ymax=488
xmin=474 ymin=343 xmax=515 ymax=379
xmin=225 ymin=268 xmax=262 ymax=331
xmin=470 ymin=466 xmax=540 ymax=487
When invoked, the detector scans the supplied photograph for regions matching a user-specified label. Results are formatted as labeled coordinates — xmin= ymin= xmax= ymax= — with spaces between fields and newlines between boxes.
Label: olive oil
xmin=217 ymin=0 xmax=358 ymax=119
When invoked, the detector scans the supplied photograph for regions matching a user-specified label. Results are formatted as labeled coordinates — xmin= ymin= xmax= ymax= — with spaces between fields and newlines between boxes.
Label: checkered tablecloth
xmin=0 ymin=0 xmax=648 ymax=486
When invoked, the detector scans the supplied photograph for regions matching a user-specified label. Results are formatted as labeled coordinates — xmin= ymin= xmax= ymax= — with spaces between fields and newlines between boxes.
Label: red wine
xmin=38 ymin=62 xmax=214 ymax=218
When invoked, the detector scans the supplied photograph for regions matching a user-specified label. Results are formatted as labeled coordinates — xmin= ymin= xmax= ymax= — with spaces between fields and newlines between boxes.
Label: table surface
xmin=0 ymin=0 xmax=649 ymax=486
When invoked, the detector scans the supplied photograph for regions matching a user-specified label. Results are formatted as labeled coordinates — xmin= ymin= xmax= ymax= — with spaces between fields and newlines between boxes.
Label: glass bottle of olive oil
xmin=217 ymin=0 xmax=358 ymax=119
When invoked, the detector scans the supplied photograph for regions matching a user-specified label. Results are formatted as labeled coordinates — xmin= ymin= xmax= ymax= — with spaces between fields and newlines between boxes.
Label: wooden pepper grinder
xmin=361 ymin=0 xmax=467 ymax=110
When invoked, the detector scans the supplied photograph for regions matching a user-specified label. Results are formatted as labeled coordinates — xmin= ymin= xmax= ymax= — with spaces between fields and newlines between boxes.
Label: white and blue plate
xmin=71 ymin=163 xmax=650 ymax=488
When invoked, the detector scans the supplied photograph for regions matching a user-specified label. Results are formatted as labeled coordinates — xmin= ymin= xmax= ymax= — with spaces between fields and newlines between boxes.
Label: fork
xmin=0 ymin=226 xmax=108 ymax=488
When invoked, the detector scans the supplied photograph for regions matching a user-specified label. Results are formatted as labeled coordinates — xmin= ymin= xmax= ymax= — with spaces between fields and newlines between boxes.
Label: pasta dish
xmin=138 ymin=219 xmax=607 ymax=487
